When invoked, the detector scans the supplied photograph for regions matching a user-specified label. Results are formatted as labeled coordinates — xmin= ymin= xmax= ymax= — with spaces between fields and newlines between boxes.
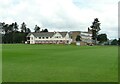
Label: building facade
xmin=27 ymin=32 xmax=72 ymax=44
xmin=27 ymin=30 xmax=93 ymax=45
xmin=80 ymin=32 xmax=92 ymax=45
xmin=69 ymin=31 xmax=92 ymax=45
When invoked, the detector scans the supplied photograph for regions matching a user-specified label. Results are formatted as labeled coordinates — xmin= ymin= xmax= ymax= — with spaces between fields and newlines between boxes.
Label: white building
xmin=27 ymin=32 xmax=72 ymax=44
xmin=80 ymin=32 xmax=92 ymax=44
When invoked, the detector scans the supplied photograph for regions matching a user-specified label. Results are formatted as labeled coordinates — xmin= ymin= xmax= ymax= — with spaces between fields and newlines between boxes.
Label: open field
xmin=2 ymin=44 xmax=118 ymax=82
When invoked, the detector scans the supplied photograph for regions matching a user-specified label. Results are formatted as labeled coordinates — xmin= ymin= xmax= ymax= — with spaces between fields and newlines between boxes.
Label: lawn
xmin=2 ymin=44 xmax=118 ymax=82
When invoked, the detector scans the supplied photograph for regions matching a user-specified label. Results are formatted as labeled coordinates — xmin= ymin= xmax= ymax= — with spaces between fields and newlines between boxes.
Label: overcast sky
xmin=0 ymin=0 xmax=119 ymax=39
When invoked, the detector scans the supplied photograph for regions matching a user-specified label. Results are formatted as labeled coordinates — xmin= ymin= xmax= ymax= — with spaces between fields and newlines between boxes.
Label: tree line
xmin=1 ymin=20 xmax=119 ymax=45
xmin=1 ymin=22 xmax=48 ymax=43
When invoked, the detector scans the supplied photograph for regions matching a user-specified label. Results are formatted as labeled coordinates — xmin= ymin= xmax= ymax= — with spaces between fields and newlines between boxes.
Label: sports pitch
xmin=2 ymin=44 xmax=118 ymax=82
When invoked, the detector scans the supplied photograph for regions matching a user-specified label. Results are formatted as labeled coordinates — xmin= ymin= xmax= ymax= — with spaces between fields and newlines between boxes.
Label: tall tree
xmin=8 ymin=23 xmax=14 ymax=32
xmin=3 ymin=24 xmax=9 ymax=33
xmin=14 ymin=22 xmax=19 ymax=32
xmin=21 ymin=22 xmax=27 ymax=33
xmin=34 ymin=25 xmax=40 ymax=32
xmin=90 ymin=18 xmax=101 ymax=44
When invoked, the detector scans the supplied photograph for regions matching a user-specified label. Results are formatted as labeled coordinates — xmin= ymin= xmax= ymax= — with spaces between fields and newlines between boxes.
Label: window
xmin=55 ymin=36 xmax=59 ymax=38
xmin=27 ymin=37 xmax=30 ymax=40
xmin=58 ymin=36 xmax=61 ymax=38
xmin=42 ymin=37 xmax=44 ymax=39
xmin=39 ymin=37 xmax=41 ymax=39
xmin=46 ymin=37 xmax=48 ymax=39
xmin=31 ymin=37 xmax=33 ymax=40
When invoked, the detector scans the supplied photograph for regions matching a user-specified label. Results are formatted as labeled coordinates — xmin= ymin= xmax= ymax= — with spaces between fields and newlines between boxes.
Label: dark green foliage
xmin=26 ymin=28 xmax=31 ymax=33
xmin=76 ymin=35 xmax=81 ymax=41
xmin=14 ymin=22 xmax=19 ymax=31
xmin=3 ymin=24 xmax=9 ymax=33
xmin=90 ymin=18 xmax=101 ymax=41
xmin=97 ymin=34 xmax=107 ymax=43
xmin=34 ymin=25 xmax=40 ymax=32
xmin=1 ymin=22 xmax=49 ymax=44
xmin=2 ymin=22 xmax=29 ymax=43
xmin=41 ymin=28 xmax=48 ymax=32
xmin=111 ymin=39 xmax=118 ymax=45
xmin=2 ymin=22 xmax=18 ymax=33
xmin=2 ymin=32 xmax=28 ymax=43
xmin=21 ymin=22 xmax=27 ymax=33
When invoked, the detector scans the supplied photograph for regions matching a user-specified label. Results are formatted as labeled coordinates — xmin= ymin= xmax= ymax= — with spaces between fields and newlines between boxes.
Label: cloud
xmin=0 ymin=0 xmax=119 ymax=39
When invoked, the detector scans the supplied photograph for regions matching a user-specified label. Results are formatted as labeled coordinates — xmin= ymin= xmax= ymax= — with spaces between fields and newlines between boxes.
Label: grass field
xmin=2 ymin=44 xmax=118 ymax=82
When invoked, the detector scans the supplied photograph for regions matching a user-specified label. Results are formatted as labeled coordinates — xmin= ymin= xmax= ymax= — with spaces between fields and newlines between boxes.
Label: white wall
xmin=29 ymin=34 xmax=35 ymax=44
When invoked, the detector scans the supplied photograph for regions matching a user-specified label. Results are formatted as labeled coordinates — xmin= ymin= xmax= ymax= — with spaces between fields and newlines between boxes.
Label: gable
xmin=30 ymin=34 xmax=35 ymax=37
xmin=27 ymin=33 xmax=35 ymax=37
xmin=52 ymin=32 xmax=63 ymax=38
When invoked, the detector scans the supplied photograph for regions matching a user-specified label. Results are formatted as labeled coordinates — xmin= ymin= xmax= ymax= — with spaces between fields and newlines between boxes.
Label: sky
xmin=0 ymin=0 xmax=119 ymax=39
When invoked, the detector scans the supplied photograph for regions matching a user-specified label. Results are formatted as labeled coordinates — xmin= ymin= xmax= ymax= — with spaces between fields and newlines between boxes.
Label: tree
xmin=26 ymin=28 xmax=31 ymax=33
xmin=34 ymin=25 xmax=40 ymax=32
xmin=41 ymin=29 xmax=48 ymax=32
xmin=111 ymin=39 xmax=118 ymax=45
xmin=21 ymin=22 xmax=27 ymax=33
xmin=14 ymin=22 xmax=18 ymax=32
xmin=3 ymin=24 xmax=9 ymax=33
xmin=8 ymin=23 xmax=14 ymax=32
xmin=76 ymin=35 xmax=81 ymax=41
xmin=90 ymin=18 xmax=101 ymax=44
xmin=97 ymin=34 xmax=107 ymax=43
xmin=2 ymin=22 xmax=28 ymax=44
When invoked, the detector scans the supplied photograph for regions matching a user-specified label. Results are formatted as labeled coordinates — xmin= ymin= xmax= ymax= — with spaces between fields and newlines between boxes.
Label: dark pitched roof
xmin=27 ymin=32 xmax=54 ymax=37
xmin=27 ymin=32 xmax=68 ymax=38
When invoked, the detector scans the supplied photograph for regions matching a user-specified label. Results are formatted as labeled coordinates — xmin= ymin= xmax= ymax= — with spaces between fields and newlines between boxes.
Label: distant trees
xmin=34 ymin=25 xmax=48 ymax=32
xmin=111 ymin=39 xmax=118 ymax=45
xmin=97 ymin=34 xmax=107 ymax=43
xmin=1 ymin=21 xmax=50 ymax=44
xmin=41 ymin=29 xmax=48 ymax=32
xmin=2 ymin=32 xmax=27 ymax=43
xmin=2 ymin=22 xmax=31 ymax=43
